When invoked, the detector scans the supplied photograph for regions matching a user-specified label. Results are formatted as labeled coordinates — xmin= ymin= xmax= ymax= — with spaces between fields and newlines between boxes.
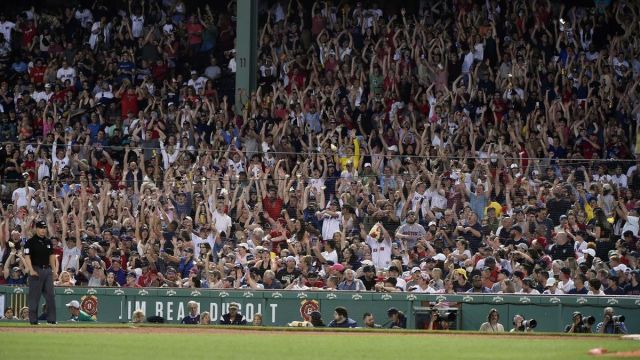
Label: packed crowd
xmin=0 ymin=0 xmax=639 ymax=301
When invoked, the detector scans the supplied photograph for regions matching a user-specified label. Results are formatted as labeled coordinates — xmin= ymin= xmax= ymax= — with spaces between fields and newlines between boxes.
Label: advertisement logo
xmin=299 ymin=300 xmax=320 ymax=321
xmin=81 ymin=295 xmax=98 ymax=318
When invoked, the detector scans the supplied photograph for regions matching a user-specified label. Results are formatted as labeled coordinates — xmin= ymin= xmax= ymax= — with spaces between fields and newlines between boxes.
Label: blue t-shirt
xmin=108 ymin=268 xmax=127 ymax=286
xmin=181 ymin=314 xmax=200 ymax=324
xmin=88 ymin=122 xmax=101 ymax=140
xmin=118 ymin=61 xmax=135 ymax=74
xmin=469 ymin=192 xmax=488 ymax=221
xmin=7 ymin=276 xmax=27 ymax=285
xmin=328 ymin=318 xmax=357 ymax=328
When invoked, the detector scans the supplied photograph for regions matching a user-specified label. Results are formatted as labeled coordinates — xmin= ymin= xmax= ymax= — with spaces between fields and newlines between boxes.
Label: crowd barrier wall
xmin=1 ymin=286 xmax=638 ymax=332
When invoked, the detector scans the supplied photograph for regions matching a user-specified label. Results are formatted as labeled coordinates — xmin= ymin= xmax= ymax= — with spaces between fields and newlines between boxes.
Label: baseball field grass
xmin=0 ymin=323 xmax=638 ymax=359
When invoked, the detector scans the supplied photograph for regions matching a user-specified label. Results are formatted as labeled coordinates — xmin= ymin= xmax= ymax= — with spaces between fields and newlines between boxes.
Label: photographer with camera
xmin=424 ymin=308 xmax=455 ymax=330
xmin=596 ymin=307 xmax=628 ymax=334
xmin=564 ymin=312 xmax=594 ymax=333
xmin=510 ymin=314 xmax=536 ymax=332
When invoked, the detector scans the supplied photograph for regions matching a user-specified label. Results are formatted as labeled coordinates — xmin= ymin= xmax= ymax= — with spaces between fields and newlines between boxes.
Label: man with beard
xmin=395 ymin=210 xmax=426 ymax=250
xmin=364 ymin=222 xmax=392 ymax=270
xmin=358 ymin=264 xmax=377 ymax=290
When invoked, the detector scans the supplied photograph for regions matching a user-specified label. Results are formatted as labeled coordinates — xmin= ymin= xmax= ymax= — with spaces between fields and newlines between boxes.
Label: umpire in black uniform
xmin=24 ymin=220 xmax=57 ymax=324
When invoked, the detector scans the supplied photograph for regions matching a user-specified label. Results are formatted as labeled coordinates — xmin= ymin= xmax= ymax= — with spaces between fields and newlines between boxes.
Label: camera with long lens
xmin=441 ymin=312 xmax=456 ymax=322
xmin=584 ymin=315 xmax=596 ymax=326
xmin=519 ymin=319 xmax=537 ymax=331
xmin=612 ymin=315 xmax=625 ymax=323
xmin=434 ymin=311 xmax=456 ymax=323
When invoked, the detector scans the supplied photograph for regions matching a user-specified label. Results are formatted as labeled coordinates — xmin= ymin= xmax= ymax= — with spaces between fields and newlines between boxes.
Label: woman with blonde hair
xmin=54 ymin=271 xmax=75 ymax=286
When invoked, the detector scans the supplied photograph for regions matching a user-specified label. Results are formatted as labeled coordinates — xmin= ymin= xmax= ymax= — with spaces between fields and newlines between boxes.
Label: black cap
xmin=127 ymin=272 xmax=136 ymax=278
xmin=363 ymin=265 xmax=375 ymax=272
xmin=310 ymin=311 xmax=322 ymax=320
xmin=36 ymin=221 xmax=47 ymax=229
xmin=387 ymin=307 xmax=399 ymax=316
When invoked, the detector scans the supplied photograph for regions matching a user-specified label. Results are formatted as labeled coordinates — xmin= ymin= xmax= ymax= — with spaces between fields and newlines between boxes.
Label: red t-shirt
xmin=268 ymin=229 xmax=290 ymax=255
xmin=151 ymin=63 xmax=168 ymax=82
xmin=22 ymin=24 xmax=37 ymax=49
xmin=121 ymin=93 xmax=138 ymax=118
xmin=581 ymin=140 xmax=598 ymax=160
xmin=137 ymin=270 xmax=158 ymax=287
xmin=30 ymin=66 xmax=46 ymax=84
xmin=96 ymin=159 xmax=112 ymax=180
xmin=22 ymin=160 xmax=36 ymax=181
xmin=311 ymin=15 xmax=325 ymax=35
xmin=186 ymin=23 xmax=204 ymax=45
xmin=262 ymin=196 xmax=284 ymax=220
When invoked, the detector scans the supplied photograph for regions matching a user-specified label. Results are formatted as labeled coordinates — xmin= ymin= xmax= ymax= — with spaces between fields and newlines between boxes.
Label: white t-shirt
xmin=517 ymin=289 xmax=541 ymax=295
xmin=321 ymin=249 xmax=338 ymax=264
xmin=162 ymin=23 xmax=174 ymax=35
xmin=32 ymin=90 xmax=51 ymax=103
xmin=191 ymin=233 xmax=214 ymax=259
xmin=0 ymin=21 xmax=16 ymax=42
xmin=212 ymin=210 xmax=232 ymax=235
xmin=95 ymin=90 xmax=114 ymax=101
xmin=227 ymin=159 xmax=245 ymax=174
xmin=62 ymin=243 xmax=81 ymax=272
xmin=187 ymin=76 xmax=208 ymax=94
xmin=427 ymin=189 xmax=447 ymax=210
xmin=411 ymin=190 xmax=429 ymax=213
xmin=473 ymin=42 xmax=484 ymax=61
xmin=12 ymin=187 xmax=35 ymax=208
xmin=559 ymin=279 xmax=574 ymax=293
xmin=131 ymin=15 xmax=145 ymax=38
xmin=321 ymin=211 xmax=342 ymax=241
xmin=395 ymin=277 xmax=407 ymax=291
xmin=410 ymin=285 xmax=436 ymax=293
xmin=228 ymin=57 xmax=236 ymax=73
xmin=461 ymin=51 xmax=475 ymax=74
xmin=622 ymin=215 xmax=639 ymax=236
xmin=56 ymin=67 xmax=76 ymax=84
xmin=610 ymin=174 xmax=627 ymax=189
xmin=52 ymin=151 xmax=70 ymax=174
xmin=543 ymin=288 xmax=564 ymax=295
xmin=365 ymin=235 xmax=392 ymax=270
xmin=75 ymin=9 xmax=93 ymax=28
xmin=309 ymin=178 xmax=325 ymax=194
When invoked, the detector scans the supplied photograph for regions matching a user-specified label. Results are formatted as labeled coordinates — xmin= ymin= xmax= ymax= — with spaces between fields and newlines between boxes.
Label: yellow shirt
xmin=337 ymin=138 xmax=360 ymax=170
xmin=584 ymin=203 xmax=594 ymax=223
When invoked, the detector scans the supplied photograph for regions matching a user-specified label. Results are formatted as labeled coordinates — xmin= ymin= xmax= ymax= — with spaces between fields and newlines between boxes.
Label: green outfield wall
xmin=1 ymin=286 xmax=638 ymax=332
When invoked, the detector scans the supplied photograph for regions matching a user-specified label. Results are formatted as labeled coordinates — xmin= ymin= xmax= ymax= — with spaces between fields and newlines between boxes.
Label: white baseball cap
xmin=66 ymin=300 xmax=80 ymax=309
